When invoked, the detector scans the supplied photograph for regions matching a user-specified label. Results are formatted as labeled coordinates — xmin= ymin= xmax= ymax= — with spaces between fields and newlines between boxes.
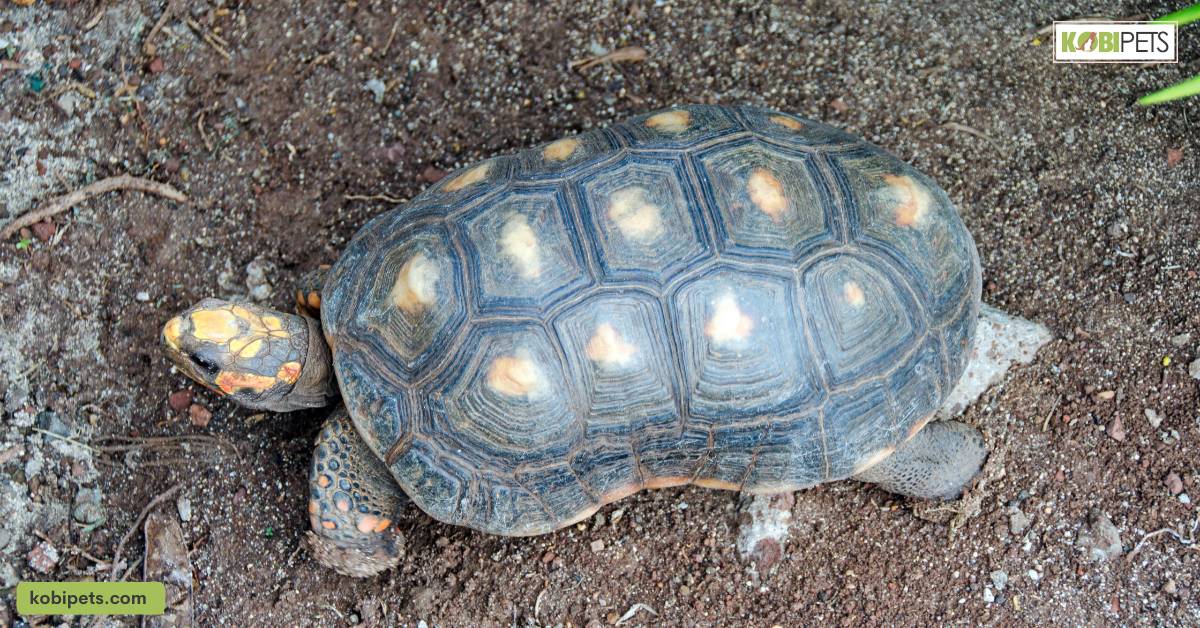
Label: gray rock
xmin=990 ymin=570 xmax=1008 ymax=591
xmin=1145 ymin=408 xmax=1163 ymax=429
xmin=1169 ymin=332 xmax=1192 ymax=347
xmin=1078 ymin=510 xmax=1122 ymax=562
xmin=72 ymin=487 xmax=104 ymax=526
xmin=937 ymin=305 xmax=1052 ymax=419
xmin=35 ymin=410 xmax=71 ymax=437
xmin=245 ymin=257 xmax=275 ymax=302
xmin=1009 ymin=510 xmax=1031 ymax=536
xmin=364 ymin=78 xmax=386 ymax=104
xmin=1190 ymin=358 xmax=1200 ymax=381
xmin=176 ymin=496 xmax=192 ymax=522
xmin=982 ymin=587 xmax=995 ymax=603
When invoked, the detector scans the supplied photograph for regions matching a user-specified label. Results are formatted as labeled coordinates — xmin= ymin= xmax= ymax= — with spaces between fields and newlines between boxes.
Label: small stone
xmin=1008 ymin=510 xmax=1030 ymax=536
xmin=188 ymin=404 xmax=212 ymax=428
xmin=31 ymin=220 xmax=55 ymax=242
xmin=1169 ymin=332 xmax=1191 ymax=347
xmin=27 ymin=541 xmax=59 ymax=574
xmin=589 ymin=539 xmax=605 ymax=553
xmin=364 ymin=78 xmax=386 ymax=104
xmin=1096 ymin=390 xmax=1116 ymax=401
xmin=1165 ymin=472 xmax=1183 ymax=495
xmin=176 ymin=496 xmax=192 ymax=522
xmin=829 ymin=98 xmax=849 ymax=113
xmin=168 ymin=389 xmax=193 ymax=412
xmin=1163 ymin=579 xmax=1177 ymax=595
xmin=1027 ymin=569 xmax=1041 ymax=581
xmin=983 ymin=587 xmax=995 ymax=603
xmin=136 ymin=290 xmax=151 ymax=302
xmin=72 ymin=487 xmax=104 ymax=526
xmin=1106 ymin=416 xmax=1126 ymax=442
xmin=68 ymin=58 xmax=82 ymax=70
xmin=1144 ymin=408 xmax=1162 ymax=429
xmin=420 ymin=165 xmax=446 ymax=184
xmin=1189 ymin=358 xmax=1200 ymax=381
xmin=1180 ymin=493 xmax=1191 ymax=505
xmin=541 ymin=550 xmax=555 ymax=563
xmin=417 ymin=621 xmax=429 ymax=628
xmin=1078 ymin=510 xmax=1122 ymax=562
xmin=1166 ymin=147 xmax=1183 ymax=168
xmin=990 ymin=570 xmax=1008 ymax=591
xmin=147 ymin=57 xmax=165 ymax=74
xmin=1105 ymin=220 xmax=1128 ymax=240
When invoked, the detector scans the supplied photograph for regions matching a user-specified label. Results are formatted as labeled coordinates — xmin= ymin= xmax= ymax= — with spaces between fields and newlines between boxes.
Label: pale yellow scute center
xmin=500 ymin=213 xmax=542 ymax=278
xmin=705 ymin=294 xmax=753 ymax=344
xmin=487 ymin=355 xmax=540 ymax=397
xmin=543 ymin=137 xmax=581 ymax=161
xmin=390 ymin=253 xmax=440 ymax=316
xmin=607 ymin=187 xmax=663 ymax=242
xmin=585 ymin=323 xmax=637 ymax=367
xmin=883 ymin=174 xmax=932 ymax=227
xmin=444 ymin=162 xmax=490 ymax=192
xmin=645 ymin=110 xmax=691 ymax=133
xmin=746 ymin=168 xmax=789 ymax=221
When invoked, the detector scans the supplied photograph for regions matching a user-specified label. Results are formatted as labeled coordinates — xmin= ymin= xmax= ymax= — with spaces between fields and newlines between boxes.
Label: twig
xmin=142 ymin=3 xmax=176 ymax=56
xmin=1041 ymin=394 xmax=1062 ymax=432
xmin=31 ymin=427 xmax=98 ymax=454
xmin=344 ymin=193 xmax=405 ymax=204
xmin=82 ymin=7 xmax=105 ymax=31
xmin=570 ymin=46 xmax=648 ymax=71
xmin=185 ymin=18 xmax=232 ymax=60
xmin=2 ymin=175 xmax=187 ymax=239
xmin=108 ymin=483 xmax=183 ymax=582
xmin=1127 ymin=514 xmax=1199 ymax=561
xmin=940 ymin=122 xmax=1002 ymax=153
xmin=196 ymin=109 xmax=214 ymax=152
xmin=380 ymin=20 xmax=400 ymax=57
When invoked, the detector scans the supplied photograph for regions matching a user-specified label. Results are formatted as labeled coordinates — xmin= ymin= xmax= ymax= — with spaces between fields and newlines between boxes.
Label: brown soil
xmin=1 ymin=1 xmax=1197 ymax=626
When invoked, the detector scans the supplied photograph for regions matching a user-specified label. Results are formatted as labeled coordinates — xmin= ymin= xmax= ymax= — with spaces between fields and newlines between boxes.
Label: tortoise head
xmin=161 ymin=298 xmax=335 ymax=412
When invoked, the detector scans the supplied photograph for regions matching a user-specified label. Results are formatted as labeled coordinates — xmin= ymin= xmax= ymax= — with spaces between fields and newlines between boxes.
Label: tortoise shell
xmin=322 ymin=105 xmax=981 ymax=536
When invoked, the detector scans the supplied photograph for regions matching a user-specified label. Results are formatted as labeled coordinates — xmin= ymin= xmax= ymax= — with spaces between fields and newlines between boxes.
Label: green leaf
xmin=14 ymin=238 xmax=32 ymax=250
xmin=1139 ymin=73 xmax=1200 ymax=105
xmin=1154 ymin=3 xmax=1200 ymax=26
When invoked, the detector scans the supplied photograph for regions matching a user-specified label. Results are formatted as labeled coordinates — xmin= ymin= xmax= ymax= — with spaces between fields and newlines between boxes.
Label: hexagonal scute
xmin=435 ymin=323 xmax=580 ymax=466
xmin=553 ymin=290 xmax=680 ymax=436
xmin=672 ymin=266 xmax=821 ymax=423
xmin=517 ymin=127 xmax=621 ymax=180
xmin=576 ymin=154 xmax=711 ymax=284
xmin=351 ymin=225 xmax=467 ymax=380
xmin=800 ymin=253 xmax=922 ymax=388
xmin=735 ymin=106 xmax=860 ymax=147
xmin=613 ymin=104 xmax=742 ymax=150
xmin=694 ymin=138 xmax=837 ymax=261
xmin=459 ymin=186 xmax=590 ymax=314
xmin=834 ymin=150 xmax=979 ymax=321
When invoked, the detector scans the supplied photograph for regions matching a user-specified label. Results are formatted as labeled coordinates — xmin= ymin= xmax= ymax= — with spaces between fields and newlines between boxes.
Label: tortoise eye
xmin=190 ymin=353 xmax=220 ymax=376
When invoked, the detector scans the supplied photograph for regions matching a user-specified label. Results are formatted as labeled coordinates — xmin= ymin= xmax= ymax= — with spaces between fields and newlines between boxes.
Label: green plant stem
xmin=1139 ymin=73 xmax=1200 ymax=105
xmin=1154 ymin=3 xmax=1200 ymax=26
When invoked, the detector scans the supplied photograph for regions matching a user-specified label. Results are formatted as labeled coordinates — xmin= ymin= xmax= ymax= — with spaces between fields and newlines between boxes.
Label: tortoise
xmin=161 ymin=104 xmax=986 ymax=577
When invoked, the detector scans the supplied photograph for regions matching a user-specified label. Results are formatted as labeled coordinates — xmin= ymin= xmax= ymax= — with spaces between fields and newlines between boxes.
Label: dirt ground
xmin=1 ymin=0 xmax=1198 ymax=625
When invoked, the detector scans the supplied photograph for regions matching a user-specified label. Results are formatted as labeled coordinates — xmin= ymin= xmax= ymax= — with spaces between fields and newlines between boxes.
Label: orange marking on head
xmin=543 ymin=137 xmax=581 ymax=161
xmin=373 ymin=518 xmax=392 ymax=533
xmin=322 ymin=520 xmax=336 ymax=530
xmin=277 ymin=361 xmax=302 ymax=384
xmin=336 ymin=499 xmax=350 ymax=512
xmin=586 ymin=323 xmax=637 ymax=367
xmin=883 ymin=174 xmax=931 ymax=227
xmin=444 ymin=162 xmax=490 ymax=192
xmin=843 ymin=281 xmax=865 ymax=307
xmin=162 ymin=317 xmax=183 ymax=349
xmin=645 ymin=110 xmax=691 ymax=133
xmin=317 ymin=474 xmax=331 ymax=488
xmin=215 ymin=370 xmax=278 ymax=394
xmin=357 ymin=515 xmax=380 ymax=533
xmin=747 ymin=168 xmax=789 ymax=222
xmin=487 ymin=355 xmax=540 ymax=397
xmin=190 ymin=309 xmax=241 ymax=344
xmin=770 ymin=114 xmax=803 ymax=131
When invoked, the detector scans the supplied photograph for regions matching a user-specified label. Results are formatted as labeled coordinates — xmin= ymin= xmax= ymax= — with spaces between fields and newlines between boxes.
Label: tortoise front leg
xmin=307 ymin=406 xmax=408 ymax=577
xmin=294 ymin=265 xmax=330 ymax=318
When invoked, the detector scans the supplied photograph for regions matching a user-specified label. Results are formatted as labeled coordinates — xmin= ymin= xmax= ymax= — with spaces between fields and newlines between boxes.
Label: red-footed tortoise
xmin=161 ymin=105 xmax=985 ymax=577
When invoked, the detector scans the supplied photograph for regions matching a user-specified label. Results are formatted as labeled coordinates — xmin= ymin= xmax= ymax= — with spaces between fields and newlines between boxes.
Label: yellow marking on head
xmin=645 ymin=110 xmax=691 ymax=133
xmin=487 ymin=355 xmax=540 ymax=397
xmin=586 ymin=323 xmax=638 ymax=367
xmin=705 ymin=294 xmax=754 ymax=344
xmin=852 ymin=446 xmax=896 ymax=475
xmin=390 ymin=253 xmax=440 ymax=316
xmin=770 ymin=115 xmax=803 ymax=131
xmin=215 ymin=370 xmax=278 ymax=394
xmin=843 ymin=281 xmax=865 ymax=308
xmin=607 ymin=187 xmax=663 ymax=242
xmin=883 ymin=174 xmax=932 ymax=227
xmin=277 ymin=361 xmax=302 ymax=384
xmin=229 ymin=337 xmax=265 ymax=358
xmin=444 ymin=162 xmax=490 ymax=192
xmin=190 ymin=309 xmax=241 ymax=344
xmin=162 ymin=317 xmax=183 ymax=349
xmin=747 ymin=168 xmax=789 ymax=222
xmin=261 ymin=315 xmax=284 ymax=332
xmin=357 ymin=514 xmax=381 ymax=533
xmin=543 ymin=137 xmax=581 ymax=161
xmin=499 ymin=213 xmax=542 ymax=279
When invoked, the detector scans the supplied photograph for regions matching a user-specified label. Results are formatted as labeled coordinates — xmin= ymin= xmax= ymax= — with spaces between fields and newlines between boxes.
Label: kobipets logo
xmin=1054 ymin=21 xmax=1177 ymax=63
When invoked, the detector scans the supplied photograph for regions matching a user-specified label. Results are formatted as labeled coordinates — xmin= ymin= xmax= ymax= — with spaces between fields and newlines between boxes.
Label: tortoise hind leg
xmin=852 ymin=420 xmax=987 ymax=500
xmin=307 ymin=407 xmax=408 ymax=577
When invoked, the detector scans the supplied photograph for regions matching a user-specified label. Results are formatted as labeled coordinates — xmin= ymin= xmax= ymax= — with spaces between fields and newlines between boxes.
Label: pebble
xmin=1189 ymin=358 xmax=1200 ymax=381
xmin=1169 ymin=332 xmax=1192 ymax=347
xmin=590 ymin=539 xmax=605 ymax=553
xmin=245 ymin=257 xmax=275 ymax=301
xmin=177 ymin=496 xmax=192 ymax=522
xmin=136 ymin=290 xmax=151 ymax=302
xmin=420 ymin=165 xmax=446 ymax=183
xmin=27 ymin=541 xmax=59 ymax=574
xmin=540 ymin=550 xmax=555 ymax=564
xmin=1027 ymin=569 xmax=1041 ymax=582
xmin=1163 ymin=579 xmax=1177 ymax=595
xmin=990 ymin=570 xmax=1008 ymax=591
xmin=1079 ymin=510 xmax=1122 ymax=562
xmin=1105 ymin=219 xmax=1128 ymax=240
xmin=982 ymin=587 xmax=995 ymax=603
xmin=31 ymin=220 xmax=56 ymax=242
xmin=1106 ymin=415 xmax=1126 ymax=442
xmin=1180 ymin=493 xmax=1191 ymax=505
xmin=189 ymin=403 xmax=212 ymax=428
xmin=168 ymin=389 xmax=193 ymax=412
xmin=1008 ymin=510 xmax=1030 ymax=536
xmin=72 ymin=487 xmax=104 ymax=525
xmin=1165 ymin=472 xmax=1183 ymax=495
xmin=147 ymin=57 xmax=165 ymax=74
xmin=364 ymin=78 xmax=386 ymax=104
xmin=1144 ymin=408 xmax=1162 ymax=429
